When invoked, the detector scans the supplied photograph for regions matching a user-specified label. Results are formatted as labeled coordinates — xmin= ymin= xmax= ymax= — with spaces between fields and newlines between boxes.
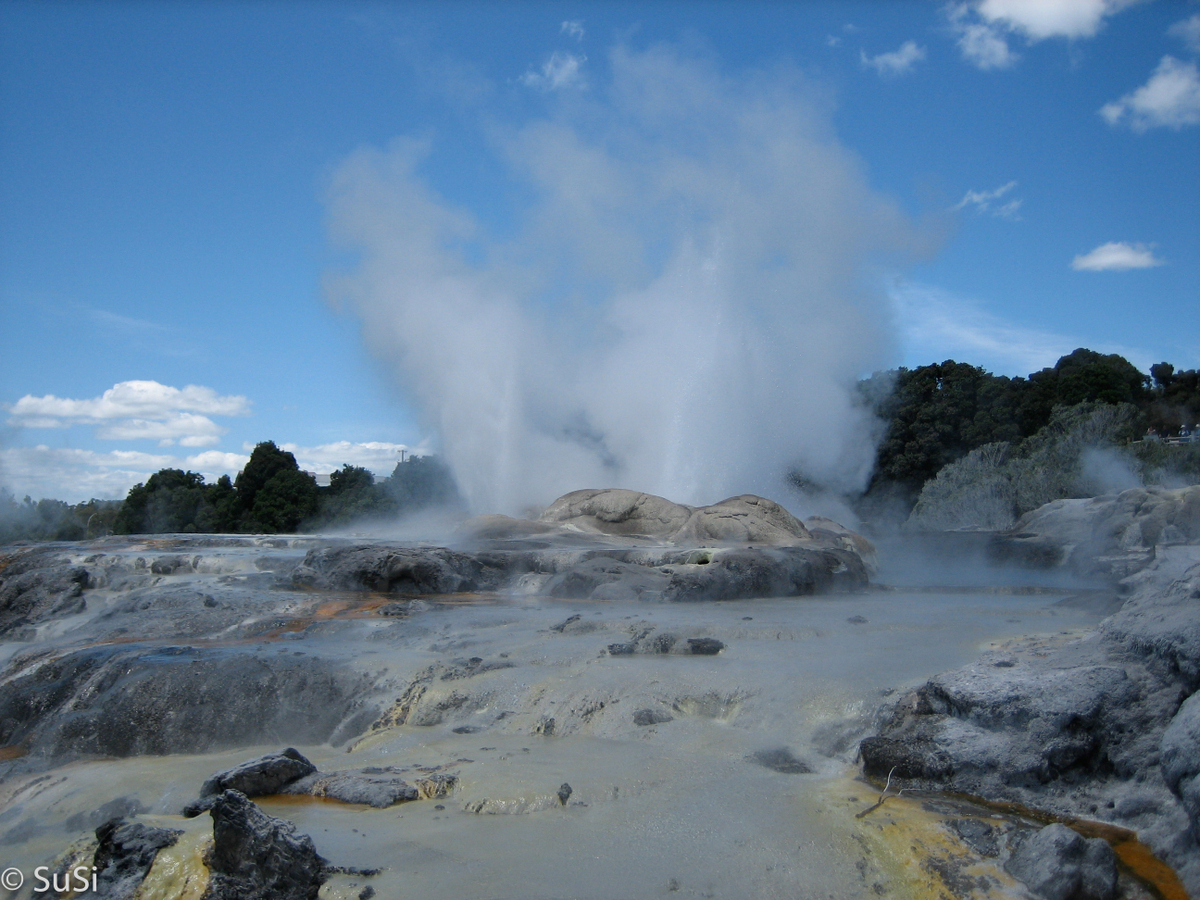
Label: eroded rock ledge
xmin=860 ymin=546 xmax=1200 ymax=896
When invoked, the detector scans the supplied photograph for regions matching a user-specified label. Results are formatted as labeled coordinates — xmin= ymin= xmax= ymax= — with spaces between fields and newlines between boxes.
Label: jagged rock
xmin=87 ymin=818 xmax=183 ymax=900
xmin=0 ymin=645 xmax=374 ymax=761
xmin=204 ymin=790 xmax=327 ymax=900
xmin=556 ymin=783 xmax=572 ymax=805
xmin=1004 ymin=824 xmax=1117 ymax=900
xmin=184 ymin=749 xmax=316 ymax=816
xmin=200 ymin=748 xmax=315 ymax=799
xmin=687 ymin=638 xmax=724 ymax=655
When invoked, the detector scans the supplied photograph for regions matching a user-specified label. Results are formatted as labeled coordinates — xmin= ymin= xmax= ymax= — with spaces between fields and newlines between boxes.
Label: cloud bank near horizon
xmin=325 ymin=44 xmax=919 ymax=515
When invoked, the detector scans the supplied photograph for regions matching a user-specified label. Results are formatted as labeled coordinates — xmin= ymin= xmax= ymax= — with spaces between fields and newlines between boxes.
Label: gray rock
xmin=205 ymin=790 xmax=327 ymax=900
xmin=281 ymin=770 xmax=419 ymax=808
xmin=686 ymin=638 xmax=724 ymax=655
xmin=632 ymin=708 xmax=673 ymax=726
xmin=0 ymin=549 xmax=89 ymax=636
xmin=78 ymin=818 xmax=183 ymax=900
xmin=750 ymin=748 xmax=811 ymax=774
xmin=184 ymin=749 xmax=317 ymax=816
xmin=1004 ymin=824 xmax=1116 ymax=900
xmin=0 ymin=645 xmax=374 ymax=761
xmin=1161 ymin=690 xmax=1200 ymax=828
xmin=990 ymin=485 xmax=1200 ymax=581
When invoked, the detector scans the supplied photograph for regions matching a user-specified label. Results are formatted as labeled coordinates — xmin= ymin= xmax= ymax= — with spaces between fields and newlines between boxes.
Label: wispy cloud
xmin=520 ymin=51 xmax=587 ymax=91
xmin=1169 ymin=14 xmax=1200 ymax=54
xmin=1071 ymin=241 xmax=1165 ymax=271
xmin=1100 ymin=56 xmax=1200 ymax=131
xmin=561 ymin=20 xmax=584 ymax=41
xmin=4 ymin=380 xmax=251 ymax=447
xmin=860 ymin=41 xmax=926 ymax=76
xmin=890 ymin=281 xmax=1149 ymax=376
xmin=953 ymin=180 xmax=1022 ymax=219
xmin=947 ymin=0 xmax=1137 ymax=70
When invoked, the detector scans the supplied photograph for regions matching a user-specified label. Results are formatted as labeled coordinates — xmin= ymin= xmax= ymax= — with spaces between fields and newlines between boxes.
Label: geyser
xmin=325 ymin=44 xmax=915 ymax=514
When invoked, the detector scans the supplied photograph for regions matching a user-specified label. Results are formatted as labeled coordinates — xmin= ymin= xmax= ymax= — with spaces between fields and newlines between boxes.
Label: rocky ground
xmin=866 ymin=485 xmax=1200 ymax=898
xmin=0 ymin=487 xmax=1194 ymax=898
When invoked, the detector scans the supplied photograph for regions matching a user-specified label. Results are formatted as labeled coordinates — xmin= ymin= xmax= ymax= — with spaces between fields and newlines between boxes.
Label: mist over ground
xmin=325 ymin=44 xmax=920 ymax=516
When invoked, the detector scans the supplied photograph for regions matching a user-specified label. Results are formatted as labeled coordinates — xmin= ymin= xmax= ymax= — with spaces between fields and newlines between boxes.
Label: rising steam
xmin=325 ymin=45 xmax=914 ymax=515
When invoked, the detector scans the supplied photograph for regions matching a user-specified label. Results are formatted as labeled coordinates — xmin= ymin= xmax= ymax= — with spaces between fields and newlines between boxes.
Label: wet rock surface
xmin=0 ymin=644 xmax=375 ymax=761
xmin=2 ymin=489 xmax=1194 ymax=898
xmin=861 ymin=543 xmax=1200 ymax=895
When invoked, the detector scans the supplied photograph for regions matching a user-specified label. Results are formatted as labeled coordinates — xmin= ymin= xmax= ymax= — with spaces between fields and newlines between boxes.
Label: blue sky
xmin=1 ymin=0 xmax=1197 ymax=506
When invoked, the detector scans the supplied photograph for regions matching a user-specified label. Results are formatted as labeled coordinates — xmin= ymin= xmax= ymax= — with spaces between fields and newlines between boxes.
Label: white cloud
xmin=561 ymin=20 xmax=584 ymax=41
xmin=953 ymin=180 xmax=1023 ymax=219
xmin=974 ymin=0 xmax=1135 ymax=40
xmin=96 ymin=413 xmax=227 ymax=447
xmin=947 ymin=6 xmax=1019 ymax=69
xmin=860 ymin=41 xmax=927 ymax=76
xmin=1071 ymin=241 xmax=1165 ymax=271
xmin=1169 ymin=15 xmax=1200 ymax=53
xmin=0 ymin=446 xmax=178 ymax=503
xmin=4 ymin=380 xmax=250 ymax=446
xmin=185 ymin=450 xmax=251 ymax=472
xmin=1100 ymin=56 xmax=1200 ymax=131
xmin=890 ymin=282 xmax=1150 ymax=376
xmin=520 ymin=51 xmax=587 ymax=91
xmin=947 ymin=0 xmax=1136 ymax=69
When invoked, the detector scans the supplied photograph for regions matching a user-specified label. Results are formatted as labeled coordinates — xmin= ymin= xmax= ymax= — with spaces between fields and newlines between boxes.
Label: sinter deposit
xmin=0 ymin=488 xmax=1196 ymax=899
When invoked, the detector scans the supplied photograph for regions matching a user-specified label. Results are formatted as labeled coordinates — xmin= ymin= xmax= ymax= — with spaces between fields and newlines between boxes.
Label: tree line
xmin=111 ymin=441 xmax=461 ymax=535
xmin=4 ymin=348 xmax=1198 ymax=542
xmin=859 ymin=347 xmax=1200 ymax=522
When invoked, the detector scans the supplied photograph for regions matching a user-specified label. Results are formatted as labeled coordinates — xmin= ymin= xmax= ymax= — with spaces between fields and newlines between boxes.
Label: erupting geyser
xmin=324 ymin=45 xmax=916 ymax=515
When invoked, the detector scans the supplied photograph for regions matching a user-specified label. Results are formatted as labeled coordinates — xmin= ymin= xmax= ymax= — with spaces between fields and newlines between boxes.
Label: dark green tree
xmin=114 ymin=469 xmax=209 ymax=534
xmin=234 ymin=441 xmax=301 ymax=520
xmin=245 ymin=468 xmax=320 ymax=533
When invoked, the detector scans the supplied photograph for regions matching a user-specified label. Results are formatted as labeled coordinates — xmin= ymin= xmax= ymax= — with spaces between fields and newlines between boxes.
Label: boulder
xmin=84 ymin=818 xmax=184 ymax=900
xmin=184 ymin=749 xmax=317 ymax=816
xmin=204 ymin=790 xmax=327 ymax=900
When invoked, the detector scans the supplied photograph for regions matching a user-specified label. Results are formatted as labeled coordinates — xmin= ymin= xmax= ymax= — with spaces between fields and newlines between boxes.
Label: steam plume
xmin=325 ymin=45 xmax=912 ymax=514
